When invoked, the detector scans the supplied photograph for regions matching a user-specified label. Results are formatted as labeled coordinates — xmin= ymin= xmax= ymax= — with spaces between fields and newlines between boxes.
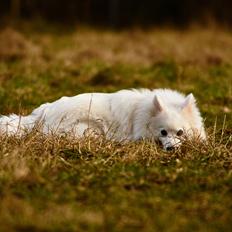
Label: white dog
xmin=0 ymin=89 xmax=206 ymax=150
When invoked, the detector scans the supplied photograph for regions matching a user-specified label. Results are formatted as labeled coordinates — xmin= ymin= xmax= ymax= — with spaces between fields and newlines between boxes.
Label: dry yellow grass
xmin=2 ymin=26 xmax=232 ymax=66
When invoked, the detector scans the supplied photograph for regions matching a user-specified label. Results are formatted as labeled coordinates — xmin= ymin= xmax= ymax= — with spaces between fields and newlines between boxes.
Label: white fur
xmin=0 ymin=89 xmax=206 ymax=150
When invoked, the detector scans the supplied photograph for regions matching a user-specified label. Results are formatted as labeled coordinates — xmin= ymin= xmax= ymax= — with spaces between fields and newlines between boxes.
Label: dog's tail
xmin=0 ymin=102 xmax=51 ymax=136
xmin=0 ymin=114 xmax=37 ymax=136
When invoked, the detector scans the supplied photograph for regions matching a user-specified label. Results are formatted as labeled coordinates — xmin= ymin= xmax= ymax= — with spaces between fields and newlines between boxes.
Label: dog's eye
xmin=176 ymin=129 xmax=183 ymax=136
xmin=161 ymin=129 xmax=168 ymax=136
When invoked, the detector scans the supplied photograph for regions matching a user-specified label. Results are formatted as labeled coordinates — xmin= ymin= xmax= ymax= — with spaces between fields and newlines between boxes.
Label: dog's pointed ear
xmin=153 ymin=95 xmax=164 ymax=113
xmin=182 ymin=93 xmax=195 ymax=113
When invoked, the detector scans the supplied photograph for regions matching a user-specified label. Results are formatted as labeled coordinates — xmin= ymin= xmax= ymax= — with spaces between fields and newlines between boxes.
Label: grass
xmin=0 ymin=24 xmax=231 ymax=231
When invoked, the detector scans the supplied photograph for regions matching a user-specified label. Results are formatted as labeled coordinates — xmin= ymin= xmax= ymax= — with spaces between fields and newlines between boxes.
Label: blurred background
xmin=1 ymin=0 xmax=232 ymax=28
xmin=0 ymin=0 xmax=231 ymax=120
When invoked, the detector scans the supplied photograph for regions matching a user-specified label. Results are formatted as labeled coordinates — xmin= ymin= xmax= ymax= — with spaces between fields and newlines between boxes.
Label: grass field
xmin=0 ymin=24 xmax=231 ymax=232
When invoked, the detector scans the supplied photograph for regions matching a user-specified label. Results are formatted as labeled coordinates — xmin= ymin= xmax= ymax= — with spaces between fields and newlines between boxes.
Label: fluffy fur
xmin=0 ymin=89 xmax=206 ymax=150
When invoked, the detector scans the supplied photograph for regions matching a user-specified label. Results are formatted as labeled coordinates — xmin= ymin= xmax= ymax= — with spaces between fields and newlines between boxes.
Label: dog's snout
xmin=166 ymin=146 xmax=174 ymax=151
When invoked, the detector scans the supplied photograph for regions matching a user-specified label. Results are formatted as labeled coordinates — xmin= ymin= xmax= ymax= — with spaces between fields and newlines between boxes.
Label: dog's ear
xmin=182 ymin=93 xmax=195 ymax=113
xmin=153 ymin=95 xmax=165 ymax=114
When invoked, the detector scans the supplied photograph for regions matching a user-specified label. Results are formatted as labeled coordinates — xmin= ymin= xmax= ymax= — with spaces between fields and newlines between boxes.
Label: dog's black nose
xmin=166 ymin=146 xmax=174 ymax=151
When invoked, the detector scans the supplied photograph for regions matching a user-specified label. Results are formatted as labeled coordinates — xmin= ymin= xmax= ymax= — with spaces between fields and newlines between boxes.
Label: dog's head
xmin=148 ymin=93 xmax=201 ymax=151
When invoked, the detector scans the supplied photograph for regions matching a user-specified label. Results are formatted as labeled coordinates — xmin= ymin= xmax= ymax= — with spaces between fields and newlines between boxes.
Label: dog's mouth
xmin=158 ymin=138 xmax=182 ymax=151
